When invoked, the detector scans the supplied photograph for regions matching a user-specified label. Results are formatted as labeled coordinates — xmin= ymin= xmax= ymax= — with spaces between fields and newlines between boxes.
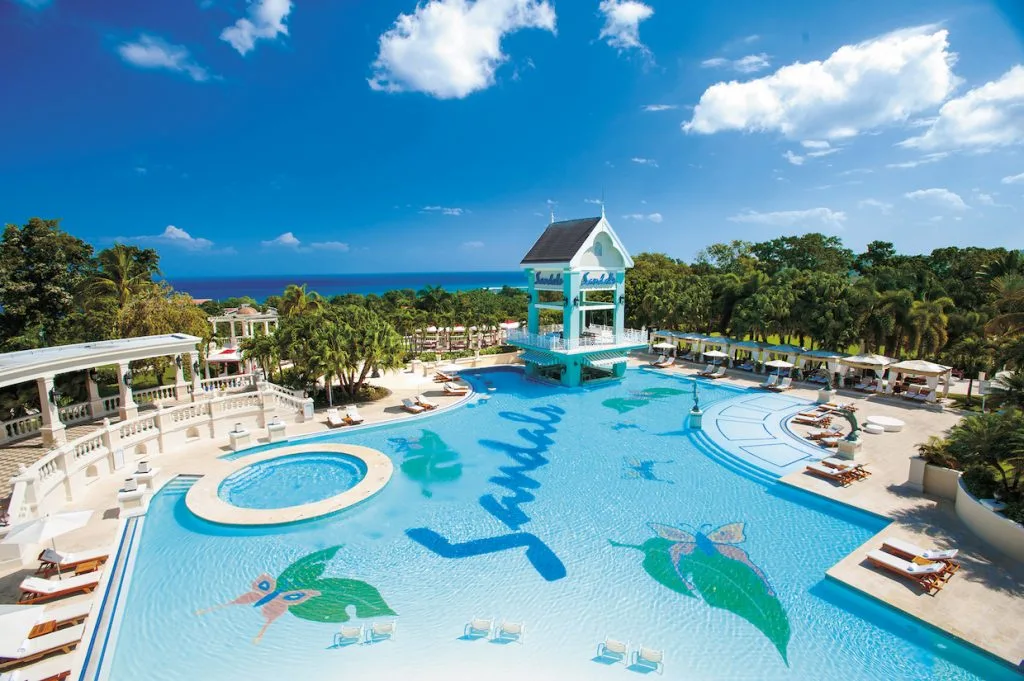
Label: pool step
xmin=688 ymin=429 xmax=780 ymax=487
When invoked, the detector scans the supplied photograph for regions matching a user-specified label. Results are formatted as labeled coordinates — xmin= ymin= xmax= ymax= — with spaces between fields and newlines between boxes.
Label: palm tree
xmin=875 ymin=289 xmax=914 ymax=356
xmin=940 ymin=336 xmax=992 ymax=404
xmin=985 ymin=274 xmax=1024 ymax=336
xmin=239 ymin=334 xmax=279 ymax=381
xmin=87 ymin=244 xmax=160 ymax=309
xmin=907 ymin=296 xmax=954 ymax=357
xmin=990 ymin=370 xmax=1024 ymax=409
xmin=279 ymin=284 xmax=325 ymax=318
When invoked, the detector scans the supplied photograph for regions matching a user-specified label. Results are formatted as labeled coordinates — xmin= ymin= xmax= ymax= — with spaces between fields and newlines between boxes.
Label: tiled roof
xmin=521 ymin=217 xmax=602 ymax=264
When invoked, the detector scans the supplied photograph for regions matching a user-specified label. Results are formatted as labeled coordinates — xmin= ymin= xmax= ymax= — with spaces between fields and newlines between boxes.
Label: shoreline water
xmin=166 ymin=271 xmax=524 ymax=301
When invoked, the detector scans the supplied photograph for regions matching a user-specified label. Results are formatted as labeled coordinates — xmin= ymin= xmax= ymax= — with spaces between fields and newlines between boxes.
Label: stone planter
xmin=817 ymin=388 xmax=836 ymax=404
xmin=955 ymin=479 xmax=1024 ymax=562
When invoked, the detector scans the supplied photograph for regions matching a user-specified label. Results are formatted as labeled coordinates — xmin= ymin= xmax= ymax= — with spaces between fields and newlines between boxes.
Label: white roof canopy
xmin=840 ymin=353 xmax=894 ymax=370
xmin=887 ymin=359 xmax=951 ymax=376
xmin=0 ymin=334 xmax=202 ymax=388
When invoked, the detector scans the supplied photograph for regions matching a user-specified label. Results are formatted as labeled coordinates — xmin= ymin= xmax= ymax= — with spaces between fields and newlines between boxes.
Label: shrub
xmin=916 ymin=436 xmax=958 ymax=469
xmin=962 ymin=466 xmax=999 ymax=500
xmin=480 ymin=345 xmax=517 ymax=355
xmin=312 ymin=383 xmax=390 ymax=408
xmin=1003 ymin=500 xmax=1024 ymax=524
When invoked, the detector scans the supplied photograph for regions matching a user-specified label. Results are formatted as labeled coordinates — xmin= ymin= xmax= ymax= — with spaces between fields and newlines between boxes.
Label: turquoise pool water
xmin=217 ymin=453 xmax=367 ymax=510
xmin=96 ymin=368 xmax=1018 ymax=680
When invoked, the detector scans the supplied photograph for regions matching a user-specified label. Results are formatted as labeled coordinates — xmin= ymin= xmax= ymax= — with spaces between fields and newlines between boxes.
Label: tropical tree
xmin=940 ymin=337 xmax=993 ymax=404
xmin=239 ymin=333 xmax=280 ymax=381
xmin=989 ymin=371 xmax=1024 ymax=409
xmin=279 ymin=284 xmax=325 ymax=318
xmin=985 ymin=274 xmax=1024 ymax=336
xmin=944 ymin=410 xmax=1024 ymax=504
xmin=907 ymin=296 xmax=954 ymax=357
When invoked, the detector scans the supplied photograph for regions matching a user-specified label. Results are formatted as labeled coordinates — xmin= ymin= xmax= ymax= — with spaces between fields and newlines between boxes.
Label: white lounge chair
xmin=0 ymin=654 xmax=74 ymax=681
xmin=344 ymin=405 xmax=364 ymax=425
xmin=18 ymin=573 xmax=101 ymax=604
xmin=415 ymin=394 xmax=439 ymax=410
xmin=492 ymin=620 xmax=525 ymax=644
xmin=804 ymin=461 xmax=858 ymax=486
xmin=881 ymin=537 xmax=959 ymax=570
xmin=38 ymin=599 xmax=94 ymax=627
xmin=443 ymin=382 xmax=468 ymax=396
xmin=0 ymin=623 xmax=85 ymax=670
xmin=865 ymin=549 xmax=950 ymax=593
xmin=366 ymin=620 xmax=397 ymax=643
xmin=649 ymin=354 xmax=666 ymax=366
xmin=464 ymin=617 xmax=493 ymax=639
xmin=769 ymin=377 xmax=792 ymax=391
xmin=759 ymin=375 xmax=778 ymax=389
xmin=401 ymin=398 xmax=425 ymax=414
xmin=37 ymin=548 xmax=108 ymax=577
xmin=633 ymin=645 xmax=665 ymax=674
xmin=596 ymin=636 xmax=629 ymax=664
xmin=792 ymin=412 xmax=830 ymax=426
xmin=326 ymin=408 xmax=345 ymax=428
xmin=695 ymin=364 xmax=714 ymax=376
xmin=651 ymin=355 xmax=674 ymax=369
xmin=332 ymin=624 xmax=365 ymax=647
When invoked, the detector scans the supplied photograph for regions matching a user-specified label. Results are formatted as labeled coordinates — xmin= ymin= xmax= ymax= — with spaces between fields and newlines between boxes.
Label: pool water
xmin=217 ymin=453 xmax=367 ymax=510
xmin=97 ymin=368 xmax=1018 ymax=680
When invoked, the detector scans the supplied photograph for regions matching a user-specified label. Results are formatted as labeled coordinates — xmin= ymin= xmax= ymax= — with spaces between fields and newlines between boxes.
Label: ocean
xmin=166 ymin=271 xmax=525 ymax=301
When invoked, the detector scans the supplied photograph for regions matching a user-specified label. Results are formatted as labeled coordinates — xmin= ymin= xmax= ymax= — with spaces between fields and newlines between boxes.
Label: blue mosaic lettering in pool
xmin=97 ymin=369 xmax=1020 ymax=680
xmin=218 ymin=453 xmax=367 ymax=510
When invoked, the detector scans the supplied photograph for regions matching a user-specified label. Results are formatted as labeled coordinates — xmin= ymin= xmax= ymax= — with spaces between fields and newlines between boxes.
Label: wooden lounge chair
xmin=401 ymin=398 xmax=425 ymax=414
xmin=633 ymin=645 xmax=665 ymax=675
xmin=366 ymin=620 xmax=397 ymax=643
xmin=344 ymin=405 xmax=364 ymax=425
xmin=695 ymin=364 xmax=714 ymax=377
xmin=1 ymin=654 xmax=73 ymax=681
xmin=865 ymin=549 xmax=948 ymax=594
xmin=415 ymin=394 xmax=439 ymax=410
xmin=805 ymin=426 xmax=843 ymax=440
xmin=651 ymin=355 xmax=674 ymax=369
xmin=820 ymin=457 xmax=870 ymax=479
xmin=804 ymin=462 xmax=858 ymax=486
xmin=0 ymin=623 xmax=84 ymax=670
xmin=706 ymin=366 xmax=727 ymax=379
xmin=792 ymin=412 xmax=831 ymax=426
xmin=596 ymin=636 xmax=629 ymax=664
xmin=817 ymin=436 xmax=844 ymax=448
xmin=443 ymin=382 xmax=468 ymax=396
xmin=822 ymin=402 xmax=857 ymax=413
xmin=18 ymin=574 xmax=100 ymax=604
xmin=492 ymin=620 xmax=525 ymax=644
xmin=464 ymin=617 xmax=493 ymax=639
xmin=768 ymin=377 xmax=792 ymax=392
xmin=325 ymin=408 xmax=346 ymax=428
xmin=433 ymin=371 xmax=454 ymax=383
xmin=36 ymin=549 xmax=108 ymax=578
xmin=881 ymin=537 xmax=959 ymax=573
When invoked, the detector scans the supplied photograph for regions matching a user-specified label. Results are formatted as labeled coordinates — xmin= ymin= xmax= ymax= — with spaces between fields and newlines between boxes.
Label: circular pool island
xmin=186 ymin=443 xmax=393 ymax=526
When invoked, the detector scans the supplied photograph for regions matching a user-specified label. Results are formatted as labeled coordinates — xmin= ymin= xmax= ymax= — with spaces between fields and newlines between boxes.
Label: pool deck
xmin=639 ymin=356 xmax=1024 ymax=669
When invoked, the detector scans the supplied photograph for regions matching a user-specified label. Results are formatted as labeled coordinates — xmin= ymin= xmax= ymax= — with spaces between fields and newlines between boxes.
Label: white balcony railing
xmin=506 ymin=327 xmax=648 ymax=353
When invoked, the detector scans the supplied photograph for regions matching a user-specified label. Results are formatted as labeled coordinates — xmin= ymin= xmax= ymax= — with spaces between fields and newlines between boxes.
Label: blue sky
xmin=2 ymin=0 xmax=1024 ymax=276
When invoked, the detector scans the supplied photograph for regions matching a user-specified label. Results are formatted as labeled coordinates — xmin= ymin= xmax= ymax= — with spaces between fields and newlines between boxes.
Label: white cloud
xmin=134 ymin=167 xmax=148 ymax=175
xmin=901 ymin=65 xmax=1024 ymax=151
xmin=622 ymin=213 xmax=663 ymax=222
xmin=858 ymin=198 xmax=893 ymax=214
xmin=583 ymin=198 xmax=603 ymax=204
xmin=117 ymin=35 xmax=210 ymax=82
xmin=598 ymin=0 xmax=654 ymax=54
xmin=885 ymin=151 xmax=948 ymax=169
xmin=801 ymin=140 xmax=829 ymax=149
xmin=311 ymin=241 xmax=351 ymax=252
xmin=838 ymin=167 xmax=873 ymax=176
xmin=220 ymin=0 xmax=292 ymax=56
xmin=783 ymin=150 xmax=804 ymax=166
xmin=461 ymin=240 xmax=485 ymax=249
xmin=261 ymin=232 xmax=302 ymax=248
xmin=123 ymin=225 xmax=228 ymax=253
xmin=642 ymin=104 xmax=677 ymax=112
xmin=369 ymin=0 xmax=556 ymax=99
xmin=631 ymin=157 xmax=658 ymax=167
xmin=904 ymin=187 xmax=969 ymax=210
xmin=1002 ymin=171 xmax=1024 ymax=184
xmin=422 ymin=205 xmax=465 ymax=216
xmin=701 ymin=53 xmax=771 ymax=74
xmin=972 ymin=190 xmax=1011 ymax=209
xmin=729 ymin=207 xmax=847 ymax=230
xmin=686 ymin=26 xmax=959 ymax=140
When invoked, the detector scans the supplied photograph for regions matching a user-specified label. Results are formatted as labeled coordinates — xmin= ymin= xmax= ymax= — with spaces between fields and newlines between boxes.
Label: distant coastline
xmin=166 ymin=271 xmax=525 ymax=301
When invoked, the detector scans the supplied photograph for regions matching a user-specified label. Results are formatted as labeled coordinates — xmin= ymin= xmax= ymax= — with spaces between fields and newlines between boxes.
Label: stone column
xmin=173 ymin=355 xmax=188 ymax=401
xmin=86 ymin=370 xmax=105 ymax=418
xmin=36 ymin=374 xmax=66 ymax=446
xmin=189 ymin=351 xmax=202 ymax=396
xmin=229 ymin=321 xmax=237 ymax=348
xmin=117 ymin=362 xmax=138 ymax=421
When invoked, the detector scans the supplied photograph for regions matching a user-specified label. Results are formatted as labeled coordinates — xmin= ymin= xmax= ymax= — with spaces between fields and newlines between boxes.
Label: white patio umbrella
xmin=703 ymin=350 xmax=728 ymax=358
xmin=652 ymin=342 xmax=675 ymax=350
xmin=439 ymin=363 xmax=462 ymax=375
xmin=499 ymin=321 xmax=520 ymax=330
xmin=0 ymin=604 xmax=46 ymax=657
xmin=765 ymin=359 xmax=794 ymax=375
xmin=0 ymin=510 xmax=93 ymax=579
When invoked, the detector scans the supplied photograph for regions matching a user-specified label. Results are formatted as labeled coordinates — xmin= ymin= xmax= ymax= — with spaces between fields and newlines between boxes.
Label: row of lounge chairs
xmin=901 ymin=384 xmax=933 ymax=402
xmin=805 ymin=458 xmax=871 ymax=486
xmin=758 ymin=375 xmax=792 ymax=392
xmin=696 ymin=365 xmax=726 ymax=379
xmin=326 ymin=405 xmax=365 ymax=428
xmin=867 ymin=537 xmax=960 ymax=595
xmin=649 ymin=355 xmax=674 ymax=368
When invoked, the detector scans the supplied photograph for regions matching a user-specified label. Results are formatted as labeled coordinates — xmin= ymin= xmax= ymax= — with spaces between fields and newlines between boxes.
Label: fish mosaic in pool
xmin=622 ymin=458 xmax=674 ymax=483
xmin=97 ymin=368 xmax=1021 ymax=680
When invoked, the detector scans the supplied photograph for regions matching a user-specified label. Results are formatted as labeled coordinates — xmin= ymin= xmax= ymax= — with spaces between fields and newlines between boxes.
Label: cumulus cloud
xmin=261 ymin=232 xmax=302 ymax=248
xmin=1002 ymin=171 xmax=1024 ymax=184
xmin=369 ymin=0 xmax=556 ymax=99
xmin=221 ymin=0 xmax=292 ymax=56
xmin=685 ymin=26 xmax=959 ymax=140
xmin=904 ymin=187 xmax=969 ymax=210
xmin=422 ymin=205 xmax=465 ymax=216
xmin=729 ymin=207 xmax=847 ymax=230
xmin=701 ymin=53 xmax=771 ymax=74
xmin=783 ymin=150 xmax=804 ymax=166
xmin=117 ymin=35 xmax=211 ymax=82
xmin=462 ymin=240 xmax=485 ymax=249
xmin=622 ymin=213 xmax=663 ymax=222
xmin=583 ymin=198 xmax=603 ymax=204
xmin=122 ymin=225 xmax=229 ymax=253
xmin=901 ymin=65 xmax=1024 ymax=151
xmin=858 ymin=198 xmax=893 ymax=214
xmin=631 ymin=157 xmax=658 ymax=167
xmin=885 ymin=152 xmax=948 ymax=169
xmin=642 ymin=104 xmax=677 ymax=112
xmin=312 ymin=241 xmax=351 ymax=252
xmin=260 ymin=232 xmax=350 ymax=252
xmin=598 ymin=0 xmax=654 ymax=54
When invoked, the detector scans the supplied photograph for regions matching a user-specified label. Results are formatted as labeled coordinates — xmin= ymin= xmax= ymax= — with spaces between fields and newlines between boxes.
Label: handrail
xmin=506 ymin=327 xmax=647 ymax=352
xmin=0 ymin=413 xmax=42 ymax=444
xmin=131 ymin=385 xmax=176 ymax=404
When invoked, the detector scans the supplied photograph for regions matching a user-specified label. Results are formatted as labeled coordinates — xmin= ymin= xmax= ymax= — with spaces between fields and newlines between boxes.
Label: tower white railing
xmin=506 ymin=327 xmax=647 ymax=352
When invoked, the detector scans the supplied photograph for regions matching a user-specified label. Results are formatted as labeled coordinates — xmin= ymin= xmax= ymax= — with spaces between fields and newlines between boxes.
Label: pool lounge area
xmin=52 ymin=366 xmax=1023 ymax=680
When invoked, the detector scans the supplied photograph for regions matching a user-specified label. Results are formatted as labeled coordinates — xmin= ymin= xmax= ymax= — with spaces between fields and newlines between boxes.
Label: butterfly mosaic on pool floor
xmin=602 ymin=387 xmax=686 ymax=414
xmin=610 ymin=522 xmax=791 ymax=664
xmin=388 ymin=430 xmax=463 ymax=498
xmin=196 ymin=546 xmax=395 ymax=644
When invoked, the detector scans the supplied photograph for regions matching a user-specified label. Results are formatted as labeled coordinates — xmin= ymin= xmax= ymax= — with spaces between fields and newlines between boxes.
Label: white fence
xmin=506 ymin=327 xmax=647 ymax=353
xmin=5 ymin=381 xmax=313 ymax=525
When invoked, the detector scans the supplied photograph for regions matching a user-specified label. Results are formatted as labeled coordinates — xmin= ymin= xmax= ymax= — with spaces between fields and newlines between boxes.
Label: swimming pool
xmin=217 ymin=452 xmax=367 ymax=510
xmin=93 ymin=368 xmax=1018 ymax=680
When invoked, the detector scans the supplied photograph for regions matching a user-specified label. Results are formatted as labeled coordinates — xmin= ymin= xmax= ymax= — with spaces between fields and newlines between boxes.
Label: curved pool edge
xmin=186 ymin=443 xmax=394 ymax=526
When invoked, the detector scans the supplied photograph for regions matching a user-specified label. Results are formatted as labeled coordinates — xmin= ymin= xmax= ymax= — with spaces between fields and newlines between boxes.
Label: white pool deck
xmin=0 ymin=359 xmax=1022 ymax=675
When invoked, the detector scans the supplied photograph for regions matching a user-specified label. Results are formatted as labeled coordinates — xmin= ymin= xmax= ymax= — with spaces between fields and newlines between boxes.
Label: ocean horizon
xmin=166 ymin=271 xmax=525 ymax=301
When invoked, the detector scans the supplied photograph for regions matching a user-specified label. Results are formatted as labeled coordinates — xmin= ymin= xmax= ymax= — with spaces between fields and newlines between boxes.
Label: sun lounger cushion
xmin=39 ymin=548 xmax=108 ymax=568
xmin=1 ymin=653 xmax=74 ymax=681
xmin=882 ymin=537 xmax=958 ymax=561
xmin=39 ymin=600 xmax=93 ymax=626
xmin=20 ymin=573 xmax=99 ymax=597
xmin=2 ymin=623 xmax=84 ymax=662
xmin=867 ymin=549 xmax=945 ymax=575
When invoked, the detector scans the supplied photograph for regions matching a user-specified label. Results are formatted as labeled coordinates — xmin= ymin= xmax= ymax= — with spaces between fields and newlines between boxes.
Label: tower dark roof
xmin=520 ymin=217 xmax=602 ymax=264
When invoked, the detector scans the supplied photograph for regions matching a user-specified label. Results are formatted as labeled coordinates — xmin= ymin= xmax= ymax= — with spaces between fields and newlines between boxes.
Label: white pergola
xmin=0 ymin=334 xmax=203 ymax=446
xmin=208 ymin=307 xmax=278 ymax=348
xmin=885 ymin=359 xmax=953 ymax=402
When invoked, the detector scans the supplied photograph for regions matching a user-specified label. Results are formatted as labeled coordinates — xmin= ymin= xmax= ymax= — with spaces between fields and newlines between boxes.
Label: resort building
xmin=206 ymin=305 xmax=279 ymax=368
xmin=508 ymin=215 xmax=647 ymax=386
